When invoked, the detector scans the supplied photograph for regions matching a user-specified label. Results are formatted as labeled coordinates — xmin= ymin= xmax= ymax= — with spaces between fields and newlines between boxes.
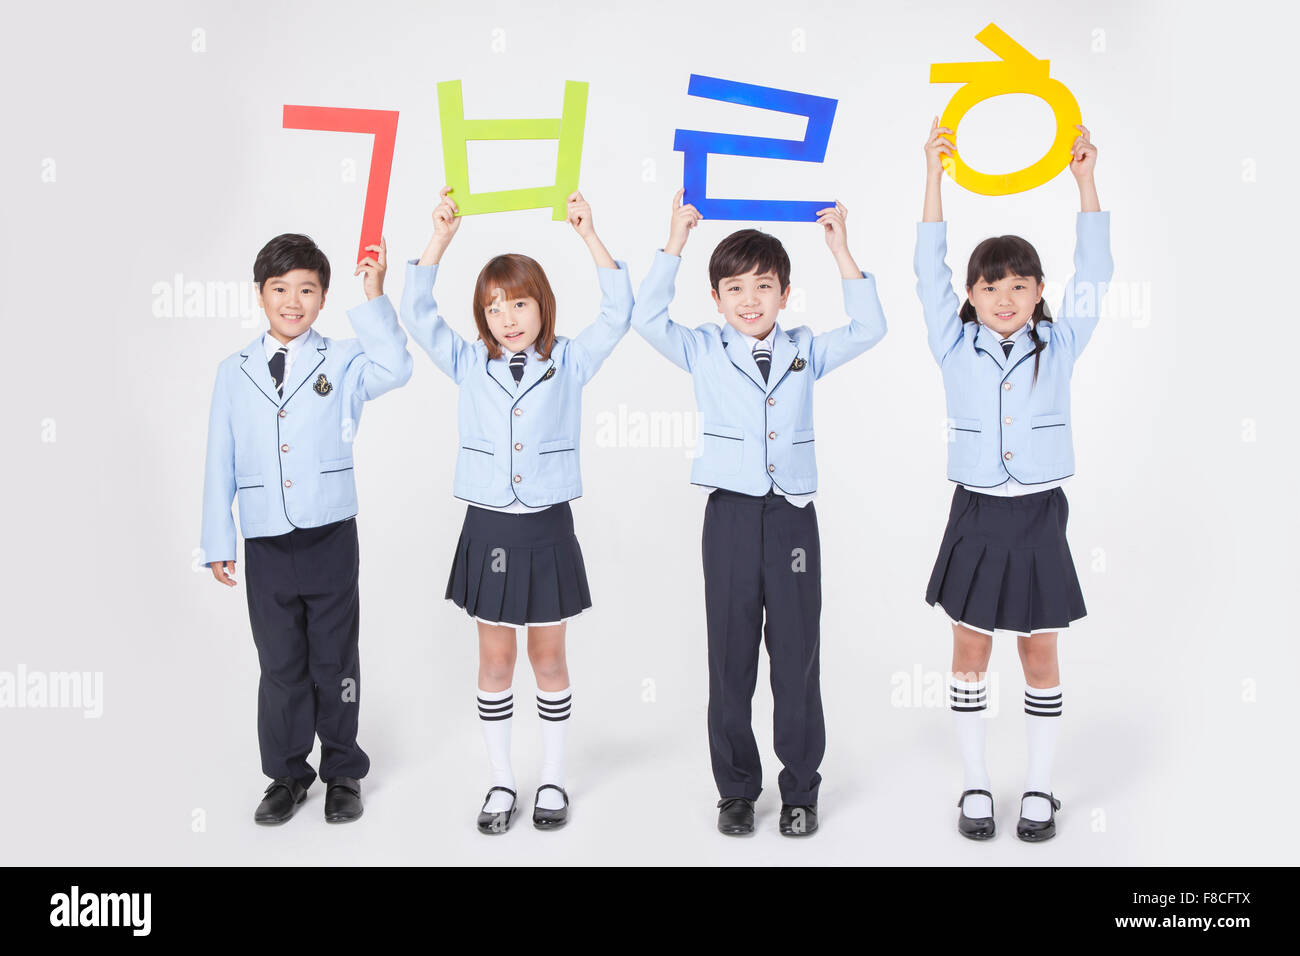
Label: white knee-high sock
xmin=535 ymin=686 xmax=571 ymax=811
xmin=1022 ymin=684 xmax=1062 ymax=822
xmin=951 ymin=676 xmax=992 ymax=819
xmin=478 ymin=687 xmax=515 ymax=813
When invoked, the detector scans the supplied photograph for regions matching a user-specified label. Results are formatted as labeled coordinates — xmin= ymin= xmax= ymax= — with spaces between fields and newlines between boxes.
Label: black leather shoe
xmin=324 ymin=776 xmax=363 ymax=823
xmin=1016 ymin=791 xmax=1061 ymax=842
xmin=477 ymin=786 xmax=517 ymax=835
xmin=779 ymin=803 xmax=818 ymax=837
xmin=716 ymin=797 xmax=755 ymax=835
xmin=957 ymin=789 xmax=996 ymax=840
xmin=532 ymin=784 xmax=569 ymax=830
xmin=254 ymin=777 xmax=307 ymax=825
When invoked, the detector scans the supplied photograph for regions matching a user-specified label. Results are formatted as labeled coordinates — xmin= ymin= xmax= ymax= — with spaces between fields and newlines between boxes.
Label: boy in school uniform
xmin=200 ymin=234 xmax=413 ymax=825
xmin=631 ymin=190 xmax=888 ymax=836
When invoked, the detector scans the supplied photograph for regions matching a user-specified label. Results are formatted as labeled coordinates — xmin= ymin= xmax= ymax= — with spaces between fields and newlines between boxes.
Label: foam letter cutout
xmin=436 ymin=80 xmax=588 ymax=219
xmin=282 ymin=106 xmax=400 ymax=264
xmin=929 ymin=23 xmax=1082 ymax=195
xmin=673 ymin=74 xmax=837 ymax=222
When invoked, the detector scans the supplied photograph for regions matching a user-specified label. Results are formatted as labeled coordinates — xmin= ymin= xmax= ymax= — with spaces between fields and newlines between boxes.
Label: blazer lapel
xmin=279 ymin=329 xmax=327 ymax=403
xmin=239 ymin=334 xmax=282 ymax=406
xmin=765 ymin=325 xmax=799 ymax=395
xmin=719 ymin=322 xmax=768 ymax=392
xmin=515 ymin=350 xmax=556 ymax=397
xmin=972 ymin=323 xmax=1007 ymax=370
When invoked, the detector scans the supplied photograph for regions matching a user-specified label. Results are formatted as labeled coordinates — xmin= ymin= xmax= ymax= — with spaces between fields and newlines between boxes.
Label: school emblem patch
xmin=790 ymin=357 xmax=807 ymax=371
xmin=314 ymin=374 xmax=333 ymax=395
xmin=541 ymin=367 xmax=556 ymax=381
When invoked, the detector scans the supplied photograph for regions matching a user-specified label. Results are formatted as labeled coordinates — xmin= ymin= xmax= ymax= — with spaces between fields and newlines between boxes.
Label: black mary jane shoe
xmin=716 ymin=797 xmax=756 ymax=836
xmin=476 ymin=786 xmax=518 ymax=835
xmin=778 ymin=803 xmax=818 ymax=837
xmin=957 ymin=789 xmax=996 ymax=840
xmin=254 ymin=777 xmax=308 ymax=826
xmin=1016 ymin=791 xmax=1062 ymax=843
xmin=324 ymin=776 xmax=363 ymax=824
xmin=532 ymin=784 xmax=570 ymax=830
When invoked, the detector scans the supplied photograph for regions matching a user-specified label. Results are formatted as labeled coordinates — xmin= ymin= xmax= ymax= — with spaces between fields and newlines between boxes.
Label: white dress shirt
xmin=964 ymin=318 xmax=1069 ymax=498
xmin=262 ymin=329 xmax=311 ymax=393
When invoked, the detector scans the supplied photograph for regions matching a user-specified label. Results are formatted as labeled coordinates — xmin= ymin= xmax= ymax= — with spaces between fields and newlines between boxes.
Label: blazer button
xmin=767 ymin=397 xmax=776 ymax=406
xmin=513 ymin=408 xmax=522 ymax=416
xmin=768 ymin=464 xmax=776 ymax=473
xmin=1003 ymin=382 xmax=1012 ymax=391
xmin=514 ymin=442 xmax=523 ymax=451
xmin=278 ymin=409 xmax=287 ymax=418
xmin=283 ymin=479 xmax=293 ymax=488
xmin=280 ymin=443 xmax=290 ymax=452
xmin=513 ymin=474 xmax=522 ymax=483
xmin=1003 ymin=417 xmax=1012 ymax=425
xmin=768 ymin=431 xmax=776 ymax=440
xmin=1003 ymin=451 xmax=1013 ymax=461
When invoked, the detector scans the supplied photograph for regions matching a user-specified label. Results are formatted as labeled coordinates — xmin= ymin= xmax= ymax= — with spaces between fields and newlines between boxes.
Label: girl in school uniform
xmin=915 ymin=119 xmax=1112 ymax=842
xmin=400 ymin=186 xmax=633 ymax=834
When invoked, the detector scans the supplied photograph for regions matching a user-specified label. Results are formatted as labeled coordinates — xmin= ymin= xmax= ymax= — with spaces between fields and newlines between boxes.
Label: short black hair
xmin=253 ymin=233 xmax=331 ymax=291
xmin=708 ymin=229 xmax=791 ymax=293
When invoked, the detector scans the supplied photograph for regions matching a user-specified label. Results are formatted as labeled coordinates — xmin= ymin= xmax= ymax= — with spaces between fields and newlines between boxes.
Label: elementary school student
xmin=630 ymin=189 xmax=888 ymax=837
xmin=200 ymin=234 xmax=412 ymax=825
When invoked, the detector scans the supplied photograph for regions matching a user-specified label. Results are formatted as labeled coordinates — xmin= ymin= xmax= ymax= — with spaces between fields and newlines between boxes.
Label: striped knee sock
xmin=1023 ymin=684 xmax=1063 ymax=822
xmin=536 ymin=687 xmax=571 ymax=811
xmin=478 ymin=687 xmax=515 ymax=813
xmin=951 ymin=676 xmax=992 ymax=819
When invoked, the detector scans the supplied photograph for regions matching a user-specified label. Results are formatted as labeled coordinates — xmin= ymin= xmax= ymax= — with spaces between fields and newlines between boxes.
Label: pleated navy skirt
xmin=445 ymin=502 xmax=592 ymax=627
xmin=925 ymin=485 xmax=1086 ymax=636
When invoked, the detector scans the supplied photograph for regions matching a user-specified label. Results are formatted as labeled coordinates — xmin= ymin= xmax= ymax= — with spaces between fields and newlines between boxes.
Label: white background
xmin=1 ymin=0 xmax=1294 ymax=865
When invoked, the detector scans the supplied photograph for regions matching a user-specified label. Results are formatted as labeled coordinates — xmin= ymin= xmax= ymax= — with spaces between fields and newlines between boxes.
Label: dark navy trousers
xmin=243 ymin=517 xmax=370 ymax=790
xmin=701 ymin=489 xmax=824 ymax=805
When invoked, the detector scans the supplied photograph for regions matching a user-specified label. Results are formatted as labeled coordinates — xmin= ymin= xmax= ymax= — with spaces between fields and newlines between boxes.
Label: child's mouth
xmin=739 ymin=312 xmax=763 ymax=323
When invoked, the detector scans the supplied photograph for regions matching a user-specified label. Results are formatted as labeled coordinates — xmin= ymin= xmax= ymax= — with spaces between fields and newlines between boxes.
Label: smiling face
xmin=712 ymin=267 xmax=789 ymax=341
xmin=967 ymin=273 xmax=1044 ymax=338
xmin=258 ymin=269 xmax=326 ymax=343
xmin=482 ymin=286 xmax=543 ymax=353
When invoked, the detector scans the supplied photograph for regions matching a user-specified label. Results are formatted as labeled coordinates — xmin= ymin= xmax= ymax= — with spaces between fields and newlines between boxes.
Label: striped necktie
xmin=1001 ymin=340 xmax=1013 ymax=358
xmin=509 ymin=351 xmax=527 ymax=383
xmin=268 ymin=345 xmax=289 ymax=397
xmin=752 ymin=341 xmax=772 ymax=383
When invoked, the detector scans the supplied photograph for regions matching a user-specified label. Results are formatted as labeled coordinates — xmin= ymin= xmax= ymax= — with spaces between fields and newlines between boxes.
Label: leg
xmin=245 ymin=535 xmax=318 ymax=790
xmin=478 ymin=622 xmax=518 ymax=812
xmin=951 ymin=623 xmax=994 ymax=820
xmin=1017 ymin=632 xmax=1062 ymax=823
xmin=702 ymin=494 xmax=765 ymax=801
xmin=761 ymin=500 xmax=824 ymax=807
xmin=528 ymin=623 xmax=570 ymax=810
xmin=300 ymin=520 xmax=369 ymax=783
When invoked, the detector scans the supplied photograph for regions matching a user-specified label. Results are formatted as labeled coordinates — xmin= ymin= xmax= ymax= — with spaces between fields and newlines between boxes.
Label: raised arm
xmin=344 ymin=237 xmax=414 ymax=400
xmin=1051 ymin=126 xmax=1113 ymax=358
xmin=629 ymin=189 xmax=708 ymax=371
xmin=400 ymin=186 xmax=478 ymax=383
xmin=562 ymin=192 xmax=634 ymax=382
xmin=914 ymin=117 xmax=964 ymax=364
xmin=807 ymin=201 xmax=887 ymax=378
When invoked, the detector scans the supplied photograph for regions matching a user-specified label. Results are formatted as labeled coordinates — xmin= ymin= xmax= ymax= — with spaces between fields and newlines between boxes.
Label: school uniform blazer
xmin=914 ymin=211 xmax=1113 ymax=487
xmin=199 ymin=297 xmax=414 ymax=564
xmin=632 ymin=250 xmax=888 ymax=496
xmin=400 ymin=259 xmax=634 ymax=508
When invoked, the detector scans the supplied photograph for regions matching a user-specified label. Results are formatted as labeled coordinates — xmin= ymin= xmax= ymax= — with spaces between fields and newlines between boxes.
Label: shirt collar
xmin=263 ymin=329 xmax=310 ymax=361
xmin=979 ymin=318 xmax=1034 ymax=344
xmin=499 ymin=341 xmax=537 ymax=362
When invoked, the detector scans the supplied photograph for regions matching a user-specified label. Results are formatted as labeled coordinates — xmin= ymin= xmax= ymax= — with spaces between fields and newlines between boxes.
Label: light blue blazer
xmin=632 ymin=250 xmax=888 ymax=496
xmin=914 ymin=211 xmax=1113 ymax=487
xmin=400 ymin=259 xmax=634 ymax=507
xmin=199 ymin=296 xmax=413 ymax=564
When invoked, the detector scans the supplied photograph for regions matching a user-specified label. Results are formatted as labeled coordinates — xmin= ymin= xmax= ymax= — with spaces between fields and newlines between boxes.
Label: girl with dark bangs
xmin=399 ymin=186 xmax=634 ymax=835
xmin=915 ymin=118 xmax=1113 ymax=843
